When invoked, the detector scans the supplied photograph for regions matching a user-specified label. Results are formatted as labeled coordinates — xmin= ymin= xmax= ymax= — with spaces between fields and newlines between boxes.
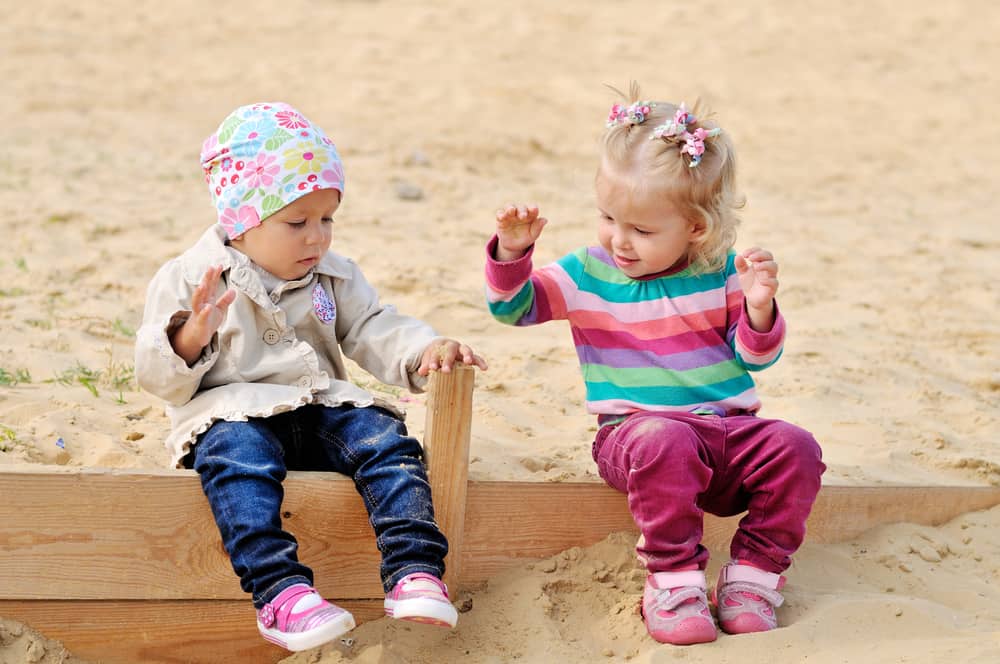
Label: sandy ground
xmin=1 ymin=0 xmax=998 ymax=662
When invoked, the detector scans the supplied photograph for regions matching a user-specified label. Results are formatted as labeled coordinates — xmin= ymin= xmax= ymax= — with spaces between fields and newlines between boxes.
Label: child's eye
xmin=322 ymin=217 xmax=334 ymax=224
xmin=635 ymin=228 xmax=653 ymax=236
xmin=288 ymin=220 xmax=306 ymax=228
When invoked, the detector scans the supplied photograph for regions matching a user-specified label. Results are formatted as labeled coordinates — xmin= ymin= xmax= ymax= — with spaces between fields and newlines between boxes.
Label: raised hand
xmin=735 ymin=247 xmax=778 ymax=331
xmin=495 ymin=203 xmax=548 ymax=261
xmin=170 ymin=265 xmax=237 ymax=365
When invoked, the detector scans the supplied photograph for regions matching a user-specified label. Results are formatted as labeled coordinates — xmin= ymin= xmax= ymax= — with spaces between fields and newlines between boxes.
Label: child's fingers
xmin=437 ymin=342 xmax=461 ymax=373
xmin=193 ymin=265 xmax=222 ymax=311
xmin=215 ymin=288 xmax=237 ymax=312
xmin=752 ymin=260 xmax=779 ymax=277
xmin=756 ymin=275 xmax=779 ymax=289
xmin=190 ymin=304 xmax=215 ymax=340
xmin=496 ymin=204 xmax=518 ymax=222
xmin=466 ymin=352 xmax=488 ymax=371
xmin=426 ymin=343 xmax=449 ymax=373
xmin=452 ymin=345 xmax=488 ymax=371
xmin=190 ymin=284 xmax=204 ymax=313
xmin=457 ymin=344 xmax=474 ymax=366
xmin=741 ymin=247 xmax=774 ymax=264
xmin=419 ymin=342 xmax=490 ymax=375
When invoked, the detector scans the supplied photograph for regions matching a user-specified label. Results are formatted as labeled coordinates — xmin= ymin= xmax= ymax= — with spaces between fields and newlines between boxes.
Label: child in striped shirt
xmin=484 ymin=84 xmax=824 ymax=645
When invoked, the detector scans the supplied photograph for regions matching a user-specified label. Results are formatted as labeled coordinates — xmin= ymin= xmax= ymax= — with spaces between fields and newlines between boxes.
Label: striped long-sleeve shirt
xmin=484 ymin=236 xmax=785 ymax=420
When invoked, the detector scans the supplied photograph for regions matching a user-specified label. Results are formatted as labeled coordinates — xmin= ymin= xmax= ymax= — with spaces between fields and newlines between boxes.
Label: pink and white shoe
xmin=256 ymin=584 xmax=356 ymax=652
xmin=712 ymin=562 xmax=786 ymax=634
xmin=384 ymin=572 xmax=458 ymax=628
xmin=641 ymin=570 xmax=717 ymax=645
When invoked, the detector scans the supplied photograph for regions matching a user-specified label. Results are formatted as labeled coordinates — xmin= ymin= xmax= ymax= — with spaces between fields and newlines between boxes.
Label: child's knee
xmin=771 ymin=422 xmax=825 ymax=479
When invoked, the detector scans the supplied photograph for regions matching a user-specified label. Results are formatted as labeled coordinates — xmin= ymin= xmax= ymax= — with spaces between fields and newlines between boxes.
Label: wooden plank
xmin=2 ymin=470 xmax=999 ymax=662
xmin=1 ymin=599 xmax=384 ymax=664
xmin=0 ymin=466 xmax=383 ymax=600
xmin=423 ymin=364 xmax=475 ymax=590
xmin=4 ymin=468 xmax=1000 ymax=601
xmin=458 ymin=481 xmax=1000 ymax=584
xmin=803 ymin=484 xmax=1000 ymax=542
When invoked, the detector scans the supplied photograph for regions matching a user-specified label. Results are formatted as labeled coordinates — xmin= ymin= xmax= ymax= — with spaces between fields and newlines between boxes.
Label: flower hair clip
xmin=650 ymin=103 xmax=722 ymax=168
xmin=607 ymin=101 xmax=655 ymax=128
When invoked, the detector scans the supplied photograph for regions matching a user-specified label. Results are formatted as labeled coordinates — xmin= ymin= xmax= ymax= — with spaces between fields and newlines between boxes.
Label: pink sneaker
xmin=712 ymin=562 xmax=786 ymax=634
xmin=641 ymin=570 xmax=717 ymax=645
xmin=256 ymin=584 xmax=356 ymax=652
xmin=384 ymin=572 xmax=458 ymax=628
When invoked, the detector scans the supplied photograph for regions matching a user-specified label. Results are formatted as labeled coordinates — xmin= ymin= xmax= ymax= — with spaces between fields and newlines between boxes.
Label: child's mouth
xmin=615 ymin=255 xmax=638 ymax=267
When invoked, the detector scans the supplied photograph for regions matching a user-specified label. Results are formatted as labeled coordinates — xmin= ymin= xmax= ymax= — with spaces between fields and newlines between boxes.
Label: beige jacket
xmin=135 ymin=226 xmax=439 ymax=468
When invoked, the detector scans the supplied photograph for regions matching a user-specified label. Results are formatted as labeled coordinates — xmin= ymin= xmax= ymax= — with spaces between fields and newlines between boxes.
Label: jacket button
xmin=297 ymin=376 xmax=313 ymax=388
xmin=263 ymin=329 xmax=280 ymax=345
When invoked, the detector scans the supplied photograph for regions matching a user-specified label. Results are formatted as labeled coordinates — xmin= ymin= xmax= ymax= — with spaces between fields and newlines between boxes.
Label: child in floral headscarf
xmin=136 ymin=102 xmax=487 ymax=653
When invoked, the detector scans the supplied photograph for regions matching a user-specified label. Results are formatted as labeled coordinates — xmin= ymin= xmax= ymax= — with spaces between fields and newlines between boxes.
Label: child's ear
xmin=687 ymin=221 xmax=706 ymax=242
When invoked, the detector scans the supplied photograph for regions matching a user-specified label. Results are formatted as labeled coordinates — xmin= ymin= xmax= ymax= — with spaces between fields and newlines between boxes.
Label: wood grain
xmin=423 ymin=364 xmax=475 ymax=589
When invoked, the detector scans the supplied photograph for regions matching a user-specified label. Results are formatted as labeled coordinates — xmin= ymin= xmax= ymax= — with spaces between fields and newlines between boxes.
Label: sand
xmin=1 ymin=0 xmax=998 ymax=662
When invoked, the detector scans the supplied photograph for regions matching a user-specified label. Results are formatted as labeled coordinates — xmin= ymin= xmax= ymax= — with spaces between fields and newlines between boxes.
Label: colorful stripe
xmin=484 ymin=238 xmax=785 ymax=417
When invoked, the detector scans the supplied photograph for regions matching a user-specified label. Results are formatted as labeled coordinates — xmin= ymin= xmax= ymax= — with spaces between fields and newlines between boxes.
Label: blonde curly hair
xmin=599 ymin=82 xmax=745 ymax=274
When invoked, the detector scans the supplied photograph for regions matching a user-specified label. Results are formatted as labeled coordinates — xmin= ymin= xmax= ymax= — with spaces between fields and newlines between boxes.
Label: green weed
xmin=0 ymin=424 xmax=17 ymax=452
xmin=49 ymin=363 xmax=101 ymax=397
xmin=112 ymin=318 xmax=136 ymax=338
xmin=0 ymin=368 xmax=31 ymax=386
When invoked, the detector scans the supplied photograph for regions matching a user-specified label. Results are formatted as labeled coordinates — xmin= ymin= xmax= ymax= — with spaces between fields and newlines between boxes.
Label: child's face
xmin=595 ymin=167 xmax=699 ymax=278
xmin=230 ymin=188 xmax=340 ymax=280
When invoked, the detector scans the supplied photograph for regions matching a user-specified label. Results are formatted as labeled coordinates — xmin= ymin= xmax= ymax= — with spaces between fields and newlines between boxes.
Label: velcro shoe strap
xmin=651 ymin=585 xmax=707 ymax=612
xmin=399 ymin=572 xmax=450 ymax=597
xmin=648 ymin=570 xmax=707 ymax=590
xmin=265 ymin=585 xmax=318 ymax=630
xmin=720 ymin=564 xmax=785 ymax=591
xmin=719 ymin=580 xmax=785 ymax=608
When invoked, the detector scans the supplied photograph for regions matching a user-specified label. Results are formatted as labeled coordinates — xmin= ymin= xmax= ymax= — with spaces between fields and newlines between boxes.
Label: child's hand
xmin=417 ymin=338 xmax=488 ymax=376
xmin=495 ymin=203 xmax=548 ymax=261
xmin=735 ymin=247 xmax=778 ymax=331
xmin=170 ymin=265 xmax=237 ymax=365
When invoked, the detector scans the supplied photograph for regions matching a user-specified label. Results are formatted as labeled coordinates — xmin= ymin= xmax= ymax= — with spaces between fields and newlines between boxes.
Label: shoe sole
xmin=384 ymin=598 xmax=458 ymax=628
xmin=258 ymin=612 xmax=356 ymax=651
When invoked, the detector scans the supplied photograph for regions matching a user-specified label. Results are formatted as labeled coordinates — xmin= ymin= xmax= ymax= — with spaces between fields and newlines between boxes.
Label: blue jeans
xmin=187 ymin=404 xmax=448 ymax=608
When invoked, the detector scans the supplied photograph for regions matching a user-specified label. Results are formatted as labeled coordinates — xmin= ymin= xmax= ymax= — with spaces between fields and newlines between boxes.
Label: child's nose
xmin=613 ymin=229 xmax=631 ymax=250
xmin=305 ymin=222 xmax=325 ymax=245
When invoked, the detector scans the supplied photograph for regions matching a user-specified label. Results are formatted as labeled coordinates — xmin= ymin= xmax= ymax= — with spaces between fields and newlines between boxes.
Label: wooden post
xmin=422 ymin=364 xmax=475 ymax=592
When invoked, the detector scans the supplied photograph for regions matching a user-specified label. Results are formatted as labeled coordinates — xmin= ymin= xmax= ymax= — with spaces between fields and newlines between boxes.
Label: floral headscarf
xmin=200 ymin=102 xmax=345 ymax=239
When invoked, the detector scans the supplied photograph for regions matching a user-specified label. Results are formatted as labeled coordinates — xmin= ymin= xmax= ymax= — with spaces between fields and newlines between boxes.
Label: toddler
xmin=136 ymin=102 xmax=487 ymax=652
xmin=484 ymin=85 xmax=824 ymax=645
